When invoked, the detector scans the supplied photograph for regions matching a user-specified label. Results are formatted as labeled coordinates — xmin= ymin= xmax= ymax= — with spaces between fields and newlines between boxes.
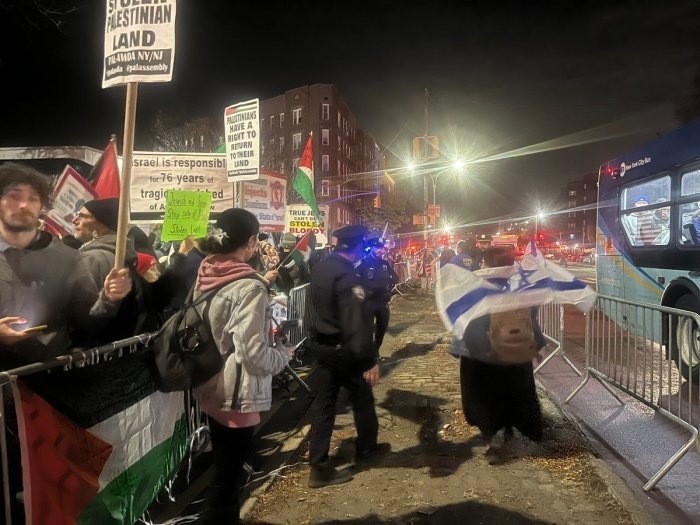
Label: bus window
xmin=620 ymin=176 xmax=670 ymax=246
xmin=679 ymin=169 xmax=700 ymax=244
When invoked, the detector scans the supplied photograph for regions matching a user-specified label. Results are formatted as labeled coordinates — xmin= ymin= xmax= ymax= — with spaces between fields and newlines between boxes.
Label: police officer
xmin=307 ymin=225 xmax=380 ymax=488
xmin=450 ymin=238 xmax=482 ymax=271
xmin=358 ymin=237 xmax=398 ymax=353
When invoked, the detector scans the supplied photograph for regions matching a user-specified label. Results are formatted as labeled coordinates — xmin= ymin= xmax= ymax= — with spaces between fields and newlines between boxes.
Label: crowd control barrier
xmin=534 ymin=303 xmax=582 ymax=376
xmin=0 ymin=333 xmax=208 ymax=525
xmin=287 ymin=283 xmax=312 ymax=347
xmin=565 ymin=295 xmax=700 ymax=491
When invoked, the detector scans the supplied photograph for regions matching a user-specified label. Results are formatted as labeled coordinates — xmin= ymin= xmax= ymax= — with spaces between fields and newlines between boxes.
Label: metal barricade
xmin=287 ymin=283 xmax=311 ymax=346
xmin=535 ymin=303 xmax=581 ymax=376
xmin=0 ymin=333 xmax=207 ymax=525
xmin=565 ymin=294 xmax=700 ymax=491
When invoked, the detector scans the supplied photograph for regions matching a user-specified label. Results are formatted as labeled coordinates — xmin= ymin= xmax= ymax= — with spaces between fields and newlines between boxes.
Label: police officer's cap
xmin=333 ymin=225 xmax=367 ymax=248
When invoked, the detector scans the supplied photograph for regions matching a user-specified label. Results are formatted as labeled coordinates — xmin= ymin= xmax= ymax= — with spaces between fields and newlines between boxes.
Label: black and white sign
xmin=130 ymin=152 xmax=234 ymax=221
xmin=224 ymin=99 xmax=260 ymax=182
xmin=102 ymin=0 xmax=177 ymax=88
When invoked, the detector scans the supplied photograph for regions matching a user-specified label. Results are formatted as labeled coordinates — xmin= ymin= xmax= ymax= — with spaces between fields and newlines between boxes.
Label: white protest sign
xmin=224 ymin=99 xmax=260 ymax=182
xmin=285 ymin=204 xmax=329 ymax=237
xmin=102 ymin=0 xmax=177 ymax=88
xmin=241 ymin=170 xmax=287 ymax=232
xmin=44 ymin=165 xmax=98 ymax=237
xmin=130 ymin=152 xmax=234 ymax=222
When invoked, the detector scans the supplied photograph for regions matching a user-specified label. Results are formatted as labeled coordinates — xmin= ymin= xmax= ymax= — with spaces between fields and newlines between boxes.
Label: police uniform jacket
xmin=309 ymin=253 xmax=376 ymax=370
xmin=358 ymin=254 xmax=398 ymax=302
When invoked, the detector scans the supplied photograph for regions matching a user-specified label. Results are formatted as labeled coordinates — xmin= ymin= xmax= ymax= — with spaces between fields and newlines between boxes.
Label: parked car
xmin=582 ymin=253 xmax=596 ymax=264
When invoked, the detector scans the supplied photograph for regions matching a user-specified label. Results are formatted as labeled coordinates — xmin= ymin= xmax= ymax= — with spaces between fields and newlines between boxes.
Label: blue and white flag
xmin=436 ymin=242 xmax=595 ymax=337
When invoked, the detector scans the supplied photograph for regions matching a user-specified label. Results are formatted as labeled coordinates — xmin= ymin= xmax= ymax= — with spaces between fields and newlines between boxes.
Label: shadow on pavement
xmin=380 ymin=343 xmax=435 ymax=377
xmin=249 ymin=500 xmax=552 ymax=524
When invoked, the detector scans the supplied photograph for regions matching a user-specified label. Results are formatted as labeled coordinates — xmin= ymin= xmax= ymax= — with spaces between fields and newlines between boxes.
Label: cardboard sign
xmin=241 ymin=170 xmax=287 ymax=232
xmin=44 ymin=166 xmax=98 ymax=236
xmin=224 ymin=99 xmax=260 ymax=182
xmin=285 ymin=204 xmax=329 ymax=236
xmin=161 ymin=190 xmax=212 ymax=241
xmin=129 ymin=152 xmax=233 ymax=221
xmin=102 ymin=0 xmax=177 ymax=88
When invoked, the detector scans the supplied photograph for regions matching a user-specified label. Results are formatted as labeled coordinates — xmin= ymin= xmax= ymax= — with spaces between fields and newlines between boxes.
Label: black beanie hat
xmin=84 ymin=198 xmax=120 ymax=232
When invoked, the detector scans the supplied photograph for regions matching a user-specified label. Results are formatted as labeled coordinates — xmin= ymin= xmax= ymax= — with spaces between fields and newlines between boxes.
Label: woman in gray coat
xmin=194 ymin=208 xmax=291 ymax=524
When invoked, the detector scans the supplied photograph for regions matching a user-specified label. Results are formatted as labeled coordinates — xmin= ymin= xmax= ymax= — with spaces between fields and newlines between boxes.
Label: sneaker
xmin=308 ymin=463 xmax=353 ymax=488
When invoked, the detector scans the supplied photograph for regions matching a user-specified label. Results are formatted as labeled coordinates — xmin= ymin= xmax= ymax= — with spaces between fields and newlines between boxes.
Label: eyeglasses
xmin=77 ymin=212 xmax=95 ymax=220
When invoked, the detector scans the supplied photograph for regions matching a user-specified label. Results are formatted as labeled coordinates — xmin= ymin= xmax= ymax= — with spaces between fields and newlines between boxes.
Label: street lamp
xmin=535 ymin=210 xmax=546 ymax=240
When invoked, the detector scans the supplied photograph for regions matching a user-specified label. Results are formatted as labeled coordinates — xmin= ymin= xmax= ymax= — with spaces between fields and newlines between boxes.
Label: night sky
xmin=2 ymin=0 xmax=700 ymax=224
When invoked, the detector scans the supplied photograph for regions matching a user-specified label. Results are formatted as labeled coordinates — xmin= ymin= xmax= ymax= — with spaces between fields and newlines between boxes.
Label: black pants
xmin=368 ymin=300 xmax=390 ymax=351
xmin=206 ymin=418 xmax=256 ymax=524
xmin=309 ymin=364 xmax=378 ymax=466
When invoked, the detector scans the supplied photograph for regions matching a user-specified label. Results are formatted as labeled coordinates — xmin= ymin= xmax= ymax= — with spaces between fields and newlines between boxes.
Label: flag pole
xmin=114 ymin=82 xmax=138 ymax=269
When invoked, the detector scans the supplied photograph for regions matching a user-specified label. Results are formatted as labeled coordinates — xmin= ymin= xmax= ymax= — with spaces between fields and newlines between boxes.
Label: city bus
xmin=597 ymin=120 xmax=700 ymax=383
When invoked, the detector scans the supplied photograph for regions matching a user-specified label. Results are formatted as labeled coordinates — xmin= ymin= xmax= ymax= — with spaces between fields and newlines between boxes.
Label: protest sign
xmin=285 ymin=204 xmax=329 ymax=240
xmin=241 ymin=170 xmax=287 ymax=232
xmin=130 ymin=152 xmax=233 ymax=222
xmin=224 ymin=99 xmax=260 ymax=182
xmin=44 ymin=166 xmax=98 ymax=237
xmin=102 ymin=0 xmax=177 ymax=88
xmin=161 ymin=190 xmax=212 ymax=242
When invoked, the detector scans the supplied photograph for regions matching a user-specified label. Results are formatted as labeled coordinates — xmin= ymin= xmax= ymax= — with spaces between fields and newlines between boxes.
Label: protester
xmin=192 ymin=208 xmax=291 ymax=524
xmin=439 ymin=247 xmax=456 ymax=267
xmin=72 ymin=197 xmax=187 ymax=341
xmin=307 ymin=225 xmax=383 ymax=488
xmin=0 ymin=164 xmax=130 ymax=365
xmin=451 ymin=245 xmax=546 ymax=458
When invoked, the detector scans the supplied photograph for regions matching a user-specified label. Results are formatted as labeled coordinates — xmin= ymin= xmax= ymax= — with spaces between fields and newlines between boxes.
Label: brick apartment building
xmin=558 ymin=172 xmax=598 ymax=245
xmin=258 ymin=83 xmax=387 ymax=237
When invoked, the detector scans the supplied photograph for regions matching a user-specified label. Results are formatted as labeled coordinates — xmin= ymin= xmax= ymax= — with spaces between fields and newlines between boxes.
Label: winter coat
xmin=0 ymin=232 xmax=99 ymax=366
xmin=193 ymin=277 xmax=289 ymax=413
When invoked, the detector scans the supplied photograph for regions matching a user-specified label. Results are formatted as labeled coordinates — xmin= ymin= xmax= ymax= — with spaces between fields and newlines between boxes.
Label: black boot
xmin=308 ymin=462 xmax=353 ymax=488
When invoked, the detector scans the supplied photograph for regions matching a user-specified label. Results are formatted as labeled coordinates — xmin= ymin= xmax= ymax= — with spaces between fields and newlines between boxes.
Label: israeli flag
xmin=436 ymin=242 xmax=596 ymax=337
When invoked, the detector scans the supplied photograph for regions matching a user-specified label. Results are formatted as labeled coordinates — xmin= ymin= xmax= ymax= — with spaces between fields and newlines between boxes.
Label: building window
xmin=292 ymin=158 xmax=300 ymax=172
xmin=280 ymin=160 xmax=285 ymax=173
xmin=568 ymin=222 xmax=577 ymax=229
xmin=292 ymin=108 xmax=302 ymax=125
xmin=569 ymin=190 xmax=576 ymax=196
xmin=337 ymin=111 xmax=341 ymax=127
xmin=322 ymin=103 xmax=330 ymax=120
xmin=292 ymin=133 xmax=302 ymax=152
xmin=322 ymin=154 xmax=329 ymax=171
xmin=270 ymin=115 xmax=274 ymax=126
xmin=270 ymin=138 xmax=275 ymax=148
xmin=280 ymin=113 xmax=285 ymax=127
xmin=337 ymin=136 xmax=341 ymax=151
xmin=337 ymin=159 xmax=341 ymax=174
xmin=569 ymin=199 xmax=576 ymax=207
xmin=322 ymin=129 xmax=329 ymax=145
xmin=279 ymin=136 xmax=285 ymax=152
xmin=321 ymin=179 xmax=330 ymax=196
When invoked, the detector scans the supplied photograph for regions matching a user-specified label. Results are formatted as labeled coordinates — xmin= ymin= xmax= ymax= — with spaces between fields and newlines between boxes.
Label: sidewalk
xmin=246 ymin=292 xmax=653 ymax=524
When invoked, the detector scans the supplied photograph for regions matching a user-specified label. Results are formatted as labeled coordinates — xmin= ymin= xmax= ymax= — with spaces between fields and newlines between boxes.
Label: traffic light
xmin=373 ymin=193 xmax=382 ymax=208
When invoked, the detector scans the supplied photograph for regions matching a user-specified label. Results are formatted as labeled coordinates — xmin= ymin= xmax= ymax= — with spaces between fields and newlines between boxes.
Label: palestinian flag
xmin=288 ymin=230 xmax=312 ymax=267
xmin=90 ymin=140 xmax=121 ymax=200
xmin=292 ymin=135 xmax=323 ymax=225
xmin=12 ymin=353 xmax=187 ymax=525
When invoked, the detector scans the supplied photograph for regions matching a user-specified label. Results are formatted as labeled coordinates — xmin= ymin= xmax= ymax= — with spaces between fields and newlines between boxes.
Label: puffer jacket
xmin=193 ymin=277 xmax=289 ymax=413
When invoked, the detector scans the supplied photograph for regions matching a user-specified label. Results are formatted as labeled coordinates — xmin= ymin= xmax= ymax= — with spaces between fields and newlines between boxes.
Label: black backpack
xmin=152 ymin=285 xmax=224 ymax=392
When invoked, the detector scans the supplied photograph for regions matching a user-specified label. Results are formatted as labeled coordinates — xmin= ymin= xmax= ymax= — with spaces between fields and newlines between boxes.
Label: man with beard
xmin=0 ymin=163 xmax=131 ymax=365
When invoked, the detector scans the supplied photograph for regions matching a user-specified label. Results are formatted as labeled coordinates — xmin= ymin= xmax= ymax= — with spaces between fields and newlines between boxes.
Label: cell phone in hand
xmin=22 ymin=324 xmax=48 ymax=334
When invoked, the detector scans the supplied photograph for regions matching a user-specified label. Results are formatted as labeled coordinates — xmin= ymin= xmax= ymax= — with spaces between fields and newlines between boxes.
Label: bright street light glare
xmin=537 ymin=210 xmax=546 ymax=220
xmin=452 ymin=159 xmax=465 ymax=170
xmin=407 ymin=161 xmax=416 ymax=172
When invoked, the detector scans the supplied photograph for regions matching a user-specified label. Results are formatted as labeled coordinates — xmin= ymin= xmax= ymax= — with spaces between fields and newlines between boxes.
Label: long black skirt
xmin=459 ymin=356 xmax=543 ymax=441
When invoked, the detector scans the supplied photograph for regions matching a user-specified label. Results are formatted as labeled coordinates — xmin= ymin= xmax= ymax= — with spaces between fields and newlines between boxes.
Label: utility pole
xmin=423 ymin=88 xmax=429 ymax=243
